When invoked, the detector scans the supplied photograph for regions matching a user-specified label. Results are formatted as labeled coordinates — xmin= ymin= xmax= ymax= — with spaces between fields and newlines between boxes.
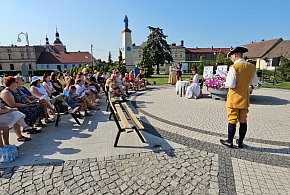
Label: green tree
xmin=278 ymin=57 xmax=290 ymax=81
xmin=108 ymin=51 xmax=113 ymax=66
xmin=215 ymin=52 xmax=226 ymax=65
xmin=145 ymin=26 xmax=173 ymax=74
xmin=140 ymin=46 xmax=154 ymax=77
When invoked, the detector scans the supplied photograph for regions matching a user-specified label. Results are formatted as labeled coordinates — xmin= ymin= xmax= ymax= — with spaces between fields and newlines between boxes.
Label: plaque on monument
xmin=21 ymin=63 xmax=30 ymax=82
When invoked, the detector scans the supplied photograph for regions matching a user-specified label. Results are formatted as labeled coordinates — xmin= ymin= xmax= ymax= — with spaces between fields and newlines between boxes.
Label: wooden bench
xmin=55 ymin=106 xmax=81 ymax=127
xmin=108 ymin=96 xmax=146 ymax=147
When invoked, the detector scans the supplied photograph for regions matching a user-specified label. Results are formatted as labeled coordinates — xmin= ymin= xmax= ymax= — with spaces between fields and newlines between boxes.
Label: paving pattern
xmin=1 ymin=85 xmax=290 ymax=194
xmin=0 ymin=148 xmax=219 ymax=195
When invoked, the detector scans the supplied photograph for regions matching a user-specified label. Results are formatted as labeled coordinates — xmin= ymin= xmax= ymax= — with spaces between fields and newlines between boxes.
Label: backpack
xmin=54 ymin=99 xmax=68 ymax=113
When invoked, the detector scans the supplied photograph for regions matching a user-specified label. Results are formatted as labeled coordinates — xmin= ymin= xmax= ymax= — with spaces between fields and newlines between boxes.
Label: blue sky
xmin=1 ymin=0 xmax=290 ymax=61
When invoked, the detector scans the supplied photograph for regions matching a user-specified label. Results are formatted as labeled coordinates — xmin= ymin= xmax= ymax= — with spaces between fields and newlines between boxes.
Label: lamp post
xmin=17 ymin=32 xmax=33 ymax=76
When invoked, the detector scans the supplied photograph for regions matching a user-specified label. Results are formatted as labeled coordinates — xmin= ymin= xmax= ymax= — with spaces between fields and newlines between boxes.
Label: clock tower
xmin=122 ymin=15 xmax=135 ymax=71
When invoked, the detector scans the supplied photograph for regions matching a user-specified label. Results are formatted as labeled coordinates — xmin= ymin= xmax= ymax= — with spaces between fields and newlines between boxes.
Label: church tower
xmin=122 ymin=15 xmax=135 ymax=70
xmin=53 ymin=28 xmax=63 ymax=46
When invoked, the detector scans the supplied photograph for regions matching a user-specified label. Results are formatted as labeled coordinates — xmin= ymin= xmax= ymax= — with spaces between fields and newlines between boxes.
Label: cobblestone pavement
xmin=0 ymin=148 xmax=219 ymax=194
xmin=1 ymin=86 xmax=290 ymax=194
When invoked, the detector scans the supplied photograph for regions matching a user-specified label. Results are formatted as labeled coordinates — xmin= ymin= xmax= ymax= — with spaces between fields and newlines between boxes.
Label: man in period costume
xmin=220 ymin=46 xmax=258 ymax=148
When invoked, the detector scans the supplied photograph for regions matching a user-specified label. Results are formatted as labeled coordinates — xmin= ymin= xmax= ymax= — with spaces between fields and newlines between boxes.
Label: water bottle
xmin=4 ymin=145 xmax=14 ymax=162
xmin=0 ymin=147 xmax=4 ymax=163
xmin=12 ymin=145 xmax=18 ymax=158
xmin=2 ymin=147 xmax=9 ymax=162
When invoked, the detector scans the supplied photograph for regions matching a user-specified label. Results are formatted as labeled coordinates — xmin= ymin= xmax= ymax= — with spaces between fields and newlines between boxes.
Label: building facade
xmin=133 ymin=41 xmax=186 ymax=65
xmin=0 ymin=29 xmax=94 ymax=71
xmin=0 ymin=45 xmax=44 ymax=71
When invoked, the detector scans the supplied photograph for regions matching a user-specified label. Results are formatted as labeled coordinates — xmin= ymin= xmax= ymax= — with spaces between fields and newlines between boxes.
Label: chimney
xmin=181 ymin=40 xmax=184 ymax=47
xmin=211 ymin=46 xmax=214 ymax=50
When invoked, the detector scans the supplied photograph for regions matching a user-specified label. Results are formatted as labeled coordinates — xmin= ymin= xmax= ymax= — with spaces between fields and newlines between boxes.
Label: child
xmin=66 ymin=86 xmax=92 ymax=118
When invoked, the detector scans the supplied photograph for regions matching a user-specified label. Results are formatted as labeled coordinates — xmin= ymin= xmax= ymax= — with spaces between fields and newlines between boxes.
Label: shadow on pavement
xmin=250 ymin=95 xmax=289 ymax=105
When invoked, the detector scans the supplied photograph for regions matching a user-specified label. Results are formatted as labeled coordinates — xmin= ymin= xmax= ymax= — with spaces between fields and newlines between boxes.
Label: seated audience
xmin=14 ymin=74 xmax=36 ymax=101
xmin=136 ymin=70 xmax=148 ymax=89
xmin=51 ymin=72 xmax=63 ymax=94
xmin=30 ymin=76 xmax=56 ymax=123
xmin=0 ymin=101 xmax=40 ymax=137
xmin=43 ymin=74 xmax=59 ymax=97
xmin=1 ymin=76 xmax=46 ymax=128
xmin=65 ymin=86 xmax=91 ymax=117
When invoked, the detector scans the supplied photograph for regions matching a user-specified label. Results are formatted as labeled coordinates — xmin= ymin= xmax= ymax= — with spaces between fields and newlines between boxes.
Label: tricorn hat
xmin=227 ymin=46 xmax=248 ymax=58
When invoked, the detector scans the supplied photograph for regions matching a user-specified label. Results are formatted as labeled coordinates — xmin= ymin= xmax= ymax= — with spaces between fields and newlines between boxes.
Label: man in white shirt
xmin=220 ymin=46 xmax=258 ymax=149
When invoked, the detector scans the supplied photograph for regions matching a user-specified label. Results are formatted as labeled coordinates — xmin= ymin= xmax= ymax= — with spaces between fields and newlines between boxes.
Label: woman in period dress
xmin=186 ymin=68 xmax=200 ymax=99
xmin=168 ymin=64 xmax=177 ymax=85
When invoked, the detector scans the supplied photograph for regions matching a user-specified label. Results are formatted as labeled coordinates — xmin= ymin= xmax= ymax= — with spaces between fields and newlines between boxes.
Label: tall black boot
xmin=237 ymin=123 xmax=247 ymax=148
xmin=228 ymin=123 xmax=236 ymax=143
xmin=220 ymin=123 xmax=236 ymax=148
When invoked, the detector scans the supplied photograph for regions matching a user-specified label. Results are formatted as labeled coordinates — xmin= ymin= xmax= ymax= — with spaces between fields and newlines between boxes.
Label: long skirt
xmin=18 ymin=104 xmax=44 ymax=127
xmin=0 ymin=111 xmax=25 ymax=129
xmin=186 ymin=83 xmax=201 ymax=99
xmin=168 ymin=71 xmax=177 ymax=84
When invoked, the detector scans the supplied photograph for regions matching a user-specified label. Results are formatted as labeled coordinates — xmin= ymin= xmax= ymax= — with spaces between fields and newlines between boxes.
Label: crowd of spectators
xmin=0 ymin=65 xmax=147 ymax=150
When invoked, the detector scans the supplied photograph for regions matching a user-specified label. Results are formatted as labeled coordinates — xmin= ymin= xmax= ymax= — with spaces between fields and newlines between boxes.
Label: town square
xmin=1 ymin=1 xmax=290 ymax=195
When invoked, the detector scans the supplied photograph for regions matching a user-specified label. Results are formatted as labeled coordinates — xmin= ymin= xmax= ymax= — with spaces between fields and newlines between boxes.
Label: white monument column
xmin=122 ymin=15 xmax=135 ymax=71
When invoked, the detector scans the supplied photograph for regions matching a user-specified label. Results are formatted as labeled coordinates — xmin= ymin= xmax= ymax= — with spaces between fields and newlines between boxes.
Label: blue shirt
xmin=133 ymin=67 xmax=140 ymax=78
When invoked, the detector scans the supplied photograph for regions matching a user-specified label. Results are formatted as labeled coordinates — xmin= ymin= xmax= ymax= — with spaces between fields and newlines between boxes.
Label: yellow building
xmin=0 ymin=45 xmax=44 ymax=71
xmin=133 ymin=40 xmax=186 ymax=65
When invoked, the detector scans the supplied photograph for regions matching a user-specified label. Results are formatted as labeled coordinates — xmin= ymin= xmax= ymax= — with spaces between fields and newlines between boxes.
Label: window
xmin=29 ymin=64 xmax=32 ymax=69
xmin=0 ymin=65 xmax=2 ymax=70
xmin=180 ymin=53 xmax=183 ymax=57
xmin=72 ymin=64 xmax=75 ymax=67
xmin=21 ymin=53 xmax=25 ymax=59
xmin=64 ymin=64 xmax=67 ymax=69
xmin=41 ymin=65 xmax=44 ymax=69
xmin=175 ymin=53 xmax=178 ymax=58
xmin=27 ymin=52 xmax=31 ymax=59
xmin=79 ymin=64 xmax=81 ymax=67
xmin=46 ymin=65 xmax=49 ymax=69
xmin=8 ymin=54 xmax=12 ymax=60
xmin=7 ymin=49 xmax=11 ymax=53
xmin=139 ymin=53 xmax=142 ymax=58
xmin=10 ymin=64 xmax=14 ymax=70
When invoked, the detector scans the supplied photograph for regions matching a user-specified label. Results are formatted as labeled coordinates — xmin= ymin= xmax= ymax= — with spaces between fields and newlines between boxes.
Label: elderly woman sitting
xmin=0 ymin=76 xmax=46 ymax=129
xmin=14 ymin=74 xmax=36 ymax=101
xmin=30 ymin=76 xmax=56 ymax=122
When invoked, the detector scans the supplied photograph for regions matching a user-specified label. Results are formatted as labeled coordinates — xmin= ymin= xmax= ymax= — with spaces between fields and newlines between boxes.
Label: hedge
xmin=0 ymin=70 xmax=57 ymax=77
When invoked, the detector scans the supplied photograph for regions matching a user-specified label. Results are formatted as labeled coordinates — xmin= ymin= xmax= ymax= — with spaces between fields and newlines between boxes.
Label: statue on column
xmin=124 ymin=15 xmax=128 ymax=28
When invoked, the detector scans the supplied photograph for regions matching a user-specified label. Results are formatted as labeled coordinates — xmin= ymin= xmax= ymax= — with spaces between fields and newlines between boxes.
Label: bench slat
xmin=115 ymin=104 xmax=131 ymax=129
xmin=121 ymin=103 xmax=144 ymax=130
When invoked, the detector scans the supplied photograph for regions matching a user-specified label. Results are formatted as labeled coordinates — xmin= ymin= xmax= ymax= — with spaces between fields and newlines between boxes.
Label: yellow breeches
xmin=227 ymin=107 xmax=249 ymax=124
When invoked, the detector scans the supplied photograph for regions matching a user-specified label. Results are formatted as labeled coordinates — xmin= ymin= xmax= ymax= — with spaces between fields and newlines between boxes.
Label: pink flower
xmin=204 ymin=76 xmax=226 ymax=88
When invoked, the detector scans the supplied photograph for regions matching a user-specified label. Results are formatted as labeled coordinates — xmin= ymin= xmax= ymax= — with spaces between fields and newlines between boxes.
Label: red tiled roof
xmin=243 ymin=38 xmax=283 ymax=58
xmin=37 ymin=51 xmax=92 ymax=64
xmin=265 ymin=40 xmax=290 ymax=58
xmin=186 ymin=48 xmax=231 ymax=54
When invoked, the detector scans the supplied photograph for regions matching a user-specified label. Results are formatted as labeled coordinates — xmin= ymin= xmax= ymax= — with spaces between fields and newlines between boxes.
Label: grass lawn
xmin=262 ymin=82 xmax=290 ymax=90
xmin=147 ymin=74 xmax=193 ymax=85
xmin=22 ymin=76 xmax=290 ymax=90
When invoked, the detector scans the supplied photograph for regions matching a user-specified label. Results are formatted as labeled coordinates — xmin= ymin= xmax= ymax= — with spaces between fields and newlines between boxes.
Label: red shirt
xmin=124 ymin=76 xmax=129 ymax=82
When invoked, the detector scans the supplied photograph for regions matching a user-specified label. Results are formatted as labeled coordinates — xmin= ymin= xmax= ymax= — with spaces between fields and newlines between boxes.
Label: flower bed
xmin=204 ymin=76 xmax=228 ymax=100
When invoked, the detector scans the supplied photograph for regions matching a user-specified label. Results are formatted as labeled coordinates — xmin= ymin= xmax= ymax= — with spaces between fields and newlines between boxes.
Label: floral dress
xmin=7 ymin=88 xmax=44 ymax=126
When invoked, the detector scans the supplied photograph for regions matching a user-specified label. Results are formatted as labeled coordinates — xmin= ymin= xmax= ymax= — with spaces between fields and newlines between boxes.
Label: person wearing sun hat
xmin=220 ymin=46 xmax=258 ymax=149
